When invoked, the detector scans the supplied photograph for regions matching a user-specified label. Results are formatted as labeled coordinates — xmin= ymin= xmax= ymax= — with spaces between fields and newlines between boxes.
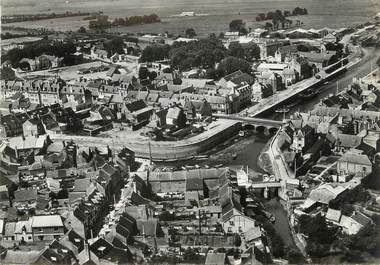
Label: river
xmin=267 ymin=47 xmax=380 ymax=121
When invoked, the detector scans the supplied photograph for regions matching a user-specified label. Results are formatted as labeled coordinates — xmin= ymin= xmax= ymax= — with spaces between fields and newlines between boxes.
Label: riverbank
xmin=257 ymin=138 xmax=274 ymax=175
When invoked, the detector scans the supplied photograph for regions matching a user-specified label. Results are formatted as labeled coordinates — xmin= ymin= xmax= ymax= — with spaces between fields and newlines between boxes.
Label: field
xmin=2 ymin=0 xmax=378 ymax=36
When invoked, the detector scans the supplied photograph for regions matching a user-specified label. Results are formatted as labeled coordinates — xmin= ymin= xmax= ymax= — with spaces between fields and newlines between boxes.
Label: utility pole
xmin=336 ymin=80 xmax=339 ymax=95
xmin=148 ymin=140 xmax=152 ymax=165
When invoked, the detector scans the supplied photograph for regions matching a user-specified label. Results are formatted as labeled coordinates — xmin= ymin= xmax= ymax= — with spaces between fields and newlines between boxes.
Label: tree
xmin=265 ymin=22 xmax=273 ymax=31
xmin=78 ymin=26 xmax=86 ymax=33
xmin=229 ymin=19 xmax=247 ymax=35
xmin=138 ymin=67 xmax=149 ymax=80
xmin=148 ymin=71 xmax=157 ymax=81
xmin=229 ymin=19 xmax=244 ymax=31
xmin=0 ymin=67 xmax=15 ymax=80
xmin=140 ymin=44 xmax=170 ymax=62
xmin=104 ymin=37 xmax=125 ymax=56
xmin=287 ymin=248 xmax=304 ymax=264
xmin=217 ymin=56 xmax=252 ymax=76
xmin=185 ymin=28 xmax=196 ymax=38
xmin=228 ymin=43 xmax=245 ymax=59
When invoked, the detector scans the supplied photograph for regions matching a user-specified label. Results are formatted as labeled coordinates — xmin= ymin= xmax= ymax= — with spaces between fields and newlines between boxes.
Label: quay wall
xmin=50 ymin=120 xmax=241 ymax=161
xmin=257 ymin=66 xmax=348 ymax=117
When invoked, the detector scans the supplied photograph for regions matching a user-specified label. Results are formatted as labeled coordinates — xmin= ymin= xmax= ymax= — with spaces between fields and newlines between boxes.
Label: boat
xmin=298 ymin=89 xmax=319 ymax=99
xmin=239 ymin=130 xmax=246 ymax=137
xmin=232 ymin=152 xmax=238 ymax=160
xmin=324 ymin=81 xmax=329 ymax=85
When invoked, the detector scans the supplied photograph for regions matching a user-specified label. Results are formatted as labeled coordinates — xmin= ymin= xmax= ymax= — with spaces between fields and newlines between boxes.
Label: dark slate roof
xmin=67 ymin=229 xmax=85 ymax=253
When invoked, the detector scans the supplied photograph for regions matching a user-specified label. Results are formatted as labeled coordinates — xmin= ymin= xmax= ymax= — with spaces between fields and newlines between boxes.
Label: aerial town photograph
xmin=0 ymin=0 xmax=379 ymax=264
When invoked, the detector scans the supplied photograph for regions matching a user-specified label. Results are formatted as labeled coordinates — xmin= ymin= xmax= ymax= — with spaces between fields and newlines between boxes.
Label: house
xmin=219 ymin=185 xmax=256 ymax=234
xmin=325 ymin=208 xmax=342 ymax=223
xmin=148 ymin=108 xmax=168 ymax=128
xmin=206 ymin=95 xmax=234 ymax=114
xmin=340 ymin=212 xmax=372 ymax=235
xmin=291 ymin=56 xmax=311 ymax=80
xmin=291 ymin=125 xmax=315 ymax=153
xmin=59 ymin=229 xmax=85 ymax=262
xmin=14 ymin=219 xmax=33 ymax=242
xmin=166 ymin=106 xmax=187 ymax=128
xmin=183 ymin=99 xmax=212 ymax=121
xmin=323 ymin=33 xmax=337 ymax=43
xmin=23 ymin=116 xmax=45 ymax=137
xmin=3 ymin=221 xmax=16 ymax=241
xmin=337 ymin=152 xmax=372 ymax=177
xmin=31 ymin=215 xmax=65 ymax=241
xmin=115 ymin=147 xmax=135 ymax=172
xmin=299 ymin=51 xmax=336 ymax=71
xmin=251 ymin=82 xmax=264 ymax=102
xmin=275 ymin=45 xmax=298 ymax=62
xmin=335 ymin=134 xmax=362 ymax=152
xmin=31 ymin=240 xmax=74 ymax=265
xmin=87 ymin=237 xmax=131 ymax=265
xmin=0 ymin=185 xmax=10 ymax=208
xmin=256 ymin=70 xmax=283 ymax=92
xmin=309 ymin=183 xmax=347 ymax=205
xmin=0 ymin=113 xmax=23 ymax=137
xmin=13 ymin=189 xmax=38 ymax=213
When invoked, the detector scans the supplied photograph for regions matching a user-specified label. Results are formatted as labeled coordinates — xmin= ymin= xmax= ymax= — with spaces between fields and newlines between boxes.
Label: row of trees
xmin=255 ymin=7 xmax=308 ymax=22
xmin=3 ymin=40 xmax=76 ymax=68
xmin=89 ymin=14 xmax=160 ymax=29
xmin=111 ymin=14 xmax=160 ymax=27
xmin=140 ymin=37 xmax=258 ymax=78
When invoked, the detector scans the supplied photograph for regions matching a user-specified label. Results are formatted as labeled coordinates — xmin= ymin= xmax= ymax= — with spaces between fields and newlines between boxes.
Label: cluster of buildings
xmin=0 ymin=125 xmax=277 ymax=264
xmin=0 ymin=68 xmax=254 ymax=140
xmin=0 ymin=126 xmax=137 ymax=263
xmin=267 ymin=69 xmax=380 ymax=249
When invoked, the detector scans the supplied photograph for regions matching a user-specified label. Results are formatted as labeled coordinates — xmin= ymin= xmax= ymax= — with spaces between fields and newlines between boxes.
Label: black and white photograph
xmin=0 ymin=0 xmax=379 ymax=264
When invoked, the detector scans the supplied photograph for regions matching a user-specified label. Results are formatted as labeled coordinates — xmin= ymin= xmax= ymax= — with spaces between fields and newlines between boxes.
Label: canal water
xmin=225 ymin=133 xmax=297 ymax=250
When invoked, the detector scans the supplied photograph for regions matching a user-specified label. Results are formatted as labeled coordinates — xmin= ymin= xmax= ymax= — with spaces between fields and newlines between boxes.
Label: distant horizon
xmin=2 ymin=0 xmax=379 ymax=17
xmin=2 ymin=0 xmax=378 ymax=36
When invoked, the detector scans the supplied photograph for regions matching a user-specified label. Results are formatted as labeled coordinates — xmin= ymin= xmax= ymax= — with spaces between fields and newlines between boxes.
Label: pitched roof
xmin=73 ymin=178 xmax=92 ymax=192
xmin=339 ymin=152 xmax=372 ymax=166
xmin=351 ymin=212 xmax=372 ymax=227
xmin=205 ymin=253 xmax=226 ymax=265
xmin=14 ymin=189 xmax=38 ymax=202
xmin=31 ymin=215 xmax=63 ymax=228
xmin=336 ymin=134 xmax=362 ymax=148
xmin=326 ymin=208 xmax=342 ymax=222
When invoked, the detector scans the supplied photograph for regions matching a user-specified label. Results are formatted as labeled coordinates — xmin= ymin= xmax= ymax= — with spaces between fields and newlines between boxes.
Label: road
xmin=244 ymin=56 xmax=353 ymax=117
xmin=275 ymin=47 xmax=380 ymax=118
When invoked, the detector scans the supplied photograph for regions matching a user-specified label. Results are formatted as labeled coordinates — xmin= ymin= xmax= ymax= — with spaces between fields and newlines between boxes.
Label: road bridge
xmin=214 ymin=114 xmax=283 ymax=134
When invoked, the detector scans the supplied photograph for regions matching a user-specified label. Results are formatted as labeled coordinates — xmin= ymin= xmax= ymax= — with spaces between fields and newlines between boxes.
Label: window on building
xmin=39 ymin=228 xmax=43 ymax=232
xmin=228 ymin=227 xmax=232 ymax=232
xmin=229 ymin=221 xmax=234 ymax=225
xmin=54 ymin=227 xmax=59 ymax=231
xmin=238 ymin=226 xmax=243 ymax=232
